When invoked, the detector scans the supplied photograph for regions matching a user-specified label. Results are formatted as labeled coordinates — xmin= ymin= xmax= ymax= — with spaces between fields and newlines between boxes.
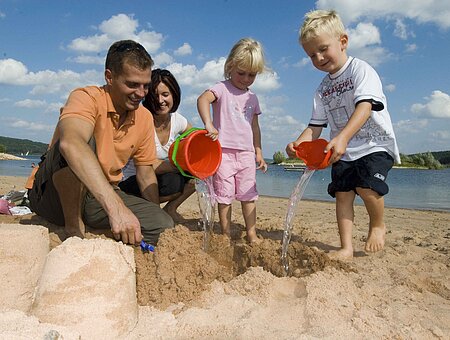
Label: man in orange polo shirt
xmin=28 ymin=40 xmax=174 ymax=246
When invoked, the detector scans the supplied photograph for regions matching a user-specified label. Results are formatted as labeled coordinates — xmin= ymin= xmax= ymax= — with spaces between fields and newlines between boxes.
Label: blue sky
xmin=0 ymin=0 xmax=449 ymax=157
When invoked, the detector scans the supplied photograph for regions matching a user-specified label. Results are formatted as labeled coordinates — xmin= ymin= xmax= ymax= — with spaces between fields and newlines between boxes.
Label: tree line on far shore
xmin=0 ymin=136 xmax=48 ymax=155
xmin=1 ymin=135 xmax=448 ymax=170
xmin=272 ymin=150 xmax=450 ymax=170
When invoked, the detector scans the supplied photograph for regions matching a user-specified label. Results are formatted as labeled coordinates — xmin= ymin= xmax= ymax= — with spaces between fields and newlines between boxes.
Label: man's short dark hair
xmin=105 ymin=40 xmax=154 ymax=74
xmin=143 ymin=69 xmax=181 ymax=114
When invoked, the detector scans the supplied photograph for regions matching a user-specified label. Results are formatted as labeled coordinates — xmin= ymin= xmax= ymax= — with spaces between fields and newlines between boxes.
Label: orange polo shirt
xmin=58 ymin=85 xmax=156 ymax=185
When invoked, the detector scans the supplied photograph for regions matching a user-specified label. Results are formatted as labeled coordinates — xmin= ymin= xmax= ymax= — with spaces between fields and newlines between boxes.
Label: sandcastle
xmin=0 ymin=224 xmax=138 ymax=339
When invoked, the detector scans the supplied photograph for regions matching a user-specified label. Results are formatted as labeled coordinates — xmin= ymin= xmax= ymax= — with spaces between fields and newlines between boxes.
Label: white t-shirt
xmin=309 ymin=57 xmax=400 ymax=163
xmin=122 ymin=112 xmax=188 ymax=180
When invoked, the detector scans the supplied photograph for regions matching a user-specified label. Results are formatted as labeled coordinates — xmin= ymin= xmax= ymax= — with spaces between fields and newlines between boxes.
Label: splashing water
xmin=195 ymin=176 xmax=216 ymax=251
xmin=281 ymin=168 xmax=316 ymax=275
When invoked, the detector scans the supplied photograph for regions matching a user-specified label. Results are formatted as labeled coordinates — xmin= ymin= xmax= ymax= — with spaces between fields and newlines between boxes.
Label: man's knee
xmin=140 ymin=208 xmax=174 ymax=245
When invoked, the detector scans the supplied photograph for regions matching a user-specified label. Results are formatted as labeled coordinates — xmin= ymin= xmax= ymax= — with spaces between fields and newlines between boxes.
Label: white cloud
xmin=405 ymin=44 xmax=417 ymax=53
xmin=316 ymin=0 xmax=450 ymax=29
xmin=99 ymin=13 xmax=138 ymax=38
xmin=4 ymin=118 xmax=54 ymax=132
xmin=174 ymin=43 xmax=193 ymax=56
xmin=294 ymin=57 xmax=310 ymax=68
xmin=68 ymin=14 xmax=164 ymax=55
xmin=394 ymin=118 xmax=428 ymax=134
xmin=346 ymin=22 xmax=390 ymax=66
xmin=0 ymin=11 xmax=5 ymax=18
xmin=347 ymin=22 xmax=381 ymax=49
xmin=168 ymin=59 xmax=223 ymax=90
xmin=432 ymin=130 xmax=450 ymax=139
xmin=0 ymin=59 xmax=103 ymax=95
xmin=252 ymin=71 xmax=281 ymax=93
xmin=394 ymin=19 xmax=409 ymax=40
xmin=0 ymin=59 xmax=28 ymax=84
xmin=14 ymin=99 xmax=47 ymax=108
xmin=385 ymin=84 xmax=396 ymax=92
xmin=154 ymin=52 xmax=174 ymax=67
xmin=45 ymin=102 xmax=64 ymax=114
xmin=411 ymin=90 xmax=450 ymax=118
xmin=166 ymin=57 xmax=281 ymax=94
xmin=68 ymin=55 xmax=105 ymax=65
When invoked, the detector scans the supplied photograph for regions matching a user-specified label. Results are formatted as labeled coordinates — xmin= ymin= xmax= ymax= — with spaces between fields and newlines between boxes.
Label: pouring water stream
xmin=195 ymin=177 xmax=216 ymax=251
xmin=280 ymin=168 xmax=315 ymax=275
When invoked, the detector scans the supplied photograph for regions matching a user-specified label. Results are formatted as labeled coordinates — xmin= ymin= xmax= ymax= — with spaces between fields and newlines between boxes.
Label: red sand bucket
xmin=169 ymin=128 xmax=222 ymax=180
xmin=294 ymin=139 xmax=333 ymax=170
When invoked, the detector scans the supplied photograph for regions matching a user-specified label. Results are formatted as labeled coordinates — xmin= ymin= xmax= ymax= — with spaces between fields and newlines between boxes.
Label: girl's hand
xmin=205 ymin=122 xmax=219 ymax=141
xmin=256 ymin=156 xmax=268 ymax=173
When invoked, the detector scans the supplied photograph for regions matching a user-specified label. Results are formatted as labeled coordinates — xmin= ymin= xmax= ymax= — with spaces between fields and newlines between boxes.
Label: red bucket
xmin=294 ymin=139 xmax=332 ymax=170
xmin=169 ymin=128 xmax=222 ymax=180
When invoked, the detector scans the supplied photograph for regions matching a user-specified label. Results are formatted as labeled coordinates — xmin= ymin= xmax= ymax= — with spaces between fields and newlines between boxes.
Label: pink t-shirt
xmin=210 ymin=80 xmax=261 ymax=152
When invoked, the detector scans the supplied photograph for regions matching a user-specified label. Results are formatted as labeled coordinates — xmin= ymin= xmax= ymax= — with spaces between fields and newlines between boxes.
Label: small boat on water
xmin=283 ymin=164 xmax=306 ymax=171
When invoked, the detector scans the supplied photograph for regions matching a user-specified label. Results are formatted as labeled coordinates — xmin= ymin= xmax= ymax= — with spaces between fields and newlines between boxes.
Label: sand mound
xmin=135 ymin=225 xmax=350 ymax=310
xmin=32 ymin=237 xmax=138 ymax=339
xmin=0 ymin=224 xmax=48 ymax=313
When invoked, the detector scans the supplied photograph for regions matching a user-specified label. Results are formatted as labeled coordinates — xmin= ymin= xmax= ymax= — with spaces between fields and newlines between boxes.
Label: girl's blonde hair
xmin=224 ymin=38 xmax=266 ymax=79
xmin=299 ymin=10 xmax=346 ymax=43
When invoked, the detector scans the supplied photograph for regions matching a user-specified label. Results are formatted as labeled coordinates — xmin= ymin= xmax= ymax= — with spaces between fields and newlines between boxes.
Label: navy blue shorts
xmin=327 ymin=152 xmax=394 ymax=198
xmin=119 ymin=172 xmax=189 ymax=198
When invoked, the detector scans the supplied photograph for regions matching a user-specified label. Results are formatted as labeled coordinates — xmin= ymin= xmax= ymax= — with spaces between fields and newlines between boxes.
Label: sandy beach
xmin=0 ymin=153 xmax=26 ymax=161
xmin=0 ymin=175 xmax=449 ymax=339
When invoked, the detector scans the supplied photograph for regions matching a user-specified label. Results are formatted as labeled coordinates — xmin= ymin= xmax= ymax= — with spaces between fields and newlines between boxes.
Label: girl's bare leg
xmin=241 ymin=200 xmax=259 ymax=243
xmin=218 ymin=203 xmax=232 ymax=237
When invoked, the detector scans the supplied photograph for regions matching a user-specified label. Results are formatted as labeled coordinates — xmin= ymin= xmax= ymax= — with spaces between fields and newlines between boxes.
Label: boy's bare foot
xmin=365 ymin=224 xmax=386 ymax=252
xmin=328 ymin=248 xmax=353 ymax=261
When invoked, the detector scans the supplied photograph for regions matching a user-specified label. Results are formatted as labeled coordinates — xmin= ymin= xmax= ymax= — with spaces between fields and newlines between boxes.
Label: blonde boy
xmin=286 ymin=10 xmax=400 ymax=260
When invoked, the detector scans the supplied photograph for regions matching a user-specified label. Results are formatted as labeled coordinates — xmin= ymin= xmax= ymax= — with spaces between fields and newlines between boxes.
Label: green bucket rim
xmin=170 ymin=127 xmax=203 ymax=179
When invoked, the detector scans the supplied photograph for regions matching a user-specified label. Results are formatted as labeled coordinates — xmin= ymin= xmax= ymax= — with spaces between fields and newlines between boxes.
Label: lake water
xmin=1 ymin=156 xmax=449 ymax=212
xmin=257 ymin=164 xmax=450 ymax=212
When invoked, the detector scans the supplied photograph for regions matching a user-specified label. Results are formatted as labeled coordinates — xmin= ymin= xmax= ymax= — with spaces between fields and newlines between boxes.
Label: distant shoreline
xmin=0 ymin=153 xmax=26 ymax=161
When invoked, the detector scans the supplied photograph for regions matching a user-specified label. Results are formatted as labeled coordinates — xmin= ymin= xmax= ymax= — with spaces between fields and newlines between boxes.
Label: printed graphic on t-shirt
xmin=229 ymin=99 xmax=253 ymax=123
xmin=329 ymin=106 xmax=350 ymax=130
xmin=321 ymin=75 xmax=389 ymax=144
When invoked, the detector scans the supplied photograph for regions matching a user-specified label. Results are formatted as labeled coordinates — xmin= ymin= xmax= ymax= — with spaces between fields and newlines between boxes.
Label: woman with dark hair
xmin=120 ymin=69 xmax=195 ymax=221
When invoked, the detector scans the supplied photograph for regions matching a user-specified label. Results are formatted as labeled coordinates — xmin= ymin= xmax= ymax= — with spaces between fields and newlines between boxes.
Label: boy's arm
xmin=197 ymin=90 xmax=218 ymax=140
xmin=252 ymin=115 xmax=267 ymax=172
xmin=286 ymin=126 xmax=323 ymax=158
xmin=327 ymin=101 xmax=372 ymax=163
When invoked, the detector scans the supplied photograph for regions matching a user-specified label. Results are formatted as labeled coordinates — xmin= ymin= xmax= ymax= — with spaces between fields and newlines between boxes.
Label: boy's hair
xmin=299 ymin=10 xmax=346 ymax=43
xmin=105 ymin=40 xmax=154 ymax=75
xmin=224 ymin=38 xmax=266 ymax=79
xmin=143 ymin=68 xmax=181 ymax=114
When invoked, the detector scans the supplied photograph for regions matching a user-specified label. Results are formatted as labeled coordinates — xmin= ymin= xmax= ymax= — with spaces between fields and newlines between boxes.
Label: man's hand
xmin=109 ymin=202 xmax=143 ymax=245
